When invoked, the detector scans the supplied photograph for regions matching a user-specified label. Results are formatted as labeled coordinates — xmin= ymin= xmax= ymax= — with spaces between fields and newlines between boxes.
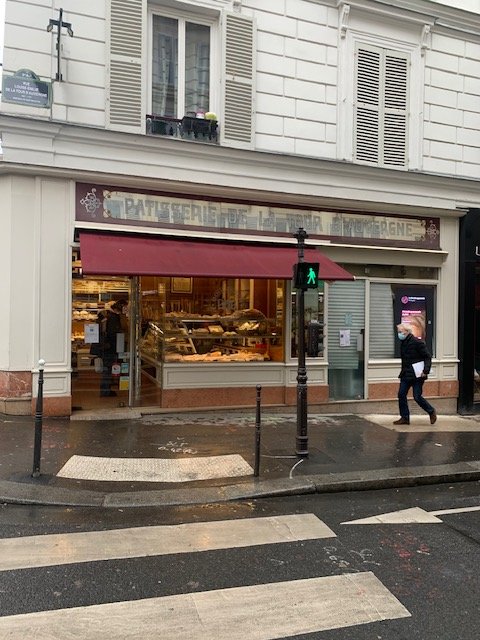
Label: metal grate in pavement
xmin=57 ymin=454 xmax=253 ymax=483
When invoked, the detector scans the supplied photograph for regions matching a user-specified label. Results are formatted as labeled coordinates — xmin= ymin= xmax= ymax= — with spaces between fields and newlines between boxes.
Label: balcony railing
xmin=146 ymin=114 xmax=219 ymax=143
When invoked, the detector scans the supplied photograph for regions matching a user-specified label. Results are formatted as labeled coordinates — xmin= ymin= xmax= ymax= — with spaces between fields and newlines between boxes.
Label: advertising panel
xmin=394 ymin=287 xmax=434 ymax=357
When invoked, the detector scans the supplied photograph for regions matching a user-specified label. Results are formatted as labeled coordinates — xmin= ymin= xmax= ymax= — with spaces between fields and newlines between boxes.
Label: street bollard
xmin=254 ymin=384 xmax=262 ymax=477
xmin=32 ymin=359 xmax=45 ymax=478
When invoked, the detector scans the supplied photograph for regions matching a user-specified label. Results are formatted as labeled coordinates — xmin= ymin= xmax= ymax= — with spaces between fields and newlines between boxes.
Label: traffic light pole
xmin=294 ymin=228 xmax=309 ymax=457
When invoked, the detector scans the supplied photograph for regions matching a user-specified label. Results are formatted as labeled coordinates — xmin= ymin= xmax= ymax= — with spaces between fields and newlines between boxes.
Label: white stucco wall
xmin=2 ymin=0 xmax=106 ymax=125
xmin=0 ymin=175 xmax=36 ymax=371
xmin=1 ymin=0 xmax=480 ymax=179
xmin=0 ymin=174 xmax=73 ymax=397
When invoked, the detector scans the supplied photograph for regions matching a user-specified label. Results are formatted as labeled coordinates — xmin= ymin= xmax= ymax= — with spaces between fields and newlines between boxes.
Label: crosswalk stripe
xmin=0 ymin=514 xmax=336 ymax=571
xmin=0 ymin=572 xmax=411 ymax=639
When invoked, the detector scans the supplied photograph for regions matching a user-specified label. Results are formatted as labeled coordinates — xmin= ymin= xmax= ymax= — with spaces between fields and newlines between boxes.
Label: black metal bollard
xmin=254 ymin=385 xmax=262 ymax=477
xmin=32 ymin=359 xmax=45 ymax=478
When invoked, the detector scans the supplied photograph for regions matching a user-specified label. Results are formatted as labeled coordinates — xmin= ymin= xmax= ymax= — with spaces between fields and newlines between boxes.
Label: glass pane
xmin=291 ymin=284 xmax=324 ymax=358
xmin=71 ymin=275 xmax=131 ymax=410
xmin=152 ymin=15 xmax=178 ymax=117
xmin=185 ymin=22 xmax=210 ymax=114
xmin=327 ymin=280 xmax=365 ymax=401
xmin=369 ymin=282 xmax=395 ymax=359
xmin=138 ymin=277 xmax=284 ymax=384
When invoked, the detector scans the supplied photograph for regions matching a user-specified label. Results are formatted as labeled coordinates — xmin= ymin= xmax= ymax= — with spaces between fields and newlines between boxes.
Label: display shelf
xmin=140 ymin=310 xmax=283 ymax=364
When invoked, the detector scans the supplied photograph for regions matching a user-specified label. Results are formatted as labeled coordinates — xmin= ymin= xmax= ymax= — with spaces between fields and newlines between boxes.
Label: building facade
xmin=0 ymin=0 xmax=479 ymax=416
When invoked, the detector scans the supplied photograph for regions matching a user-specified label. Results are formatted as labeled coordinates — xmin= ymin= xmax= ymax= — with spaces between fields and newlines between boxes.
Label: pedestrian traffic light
xmin=294 ymin=262 xmax=320 ymax=289
xmin=307 ymin=320 xmax=325 ymax=357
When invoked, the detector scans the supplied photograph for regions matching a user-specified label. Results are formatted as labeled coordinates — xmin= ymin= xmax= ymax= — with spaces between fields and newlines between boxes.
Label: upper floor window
xmin=152 ymin=14 xmax=211 ymax=118
xmin=354 ymin=44 xmax=409 ymax=168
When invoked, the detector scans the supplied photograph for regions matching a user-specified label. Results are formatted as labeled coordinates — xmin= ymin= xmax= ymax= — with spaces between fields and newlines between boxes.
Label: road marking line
xmin=430 ymin=506 xmax=480 ymax=516
xmin=342 ymin=504 xmax=480 ymax=525
xmin=0 ymin=514 xmax=336 ymax=571
xmin=342 ymin=507 xmax=442 ymax=525
xmin=0 ymin=572 xmax=410 ymax=639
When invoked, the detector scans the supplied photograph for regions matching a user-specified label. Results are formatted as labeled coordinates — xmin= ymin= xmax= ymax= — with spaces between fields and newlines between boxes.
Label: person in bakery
xmin=99 ymin=302 xmax=123 ymax=397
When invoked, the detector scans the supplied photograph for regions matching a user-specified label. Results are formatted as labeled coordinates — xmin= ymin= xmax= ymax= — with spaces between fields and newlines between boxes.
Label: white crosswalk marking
xmin=0 ymin=514 xmax=335 ymax=571
xmin=0 ymin=573 xmax=410 ymax=639
xmin=0 ymin=513 xmax=411 ymax=638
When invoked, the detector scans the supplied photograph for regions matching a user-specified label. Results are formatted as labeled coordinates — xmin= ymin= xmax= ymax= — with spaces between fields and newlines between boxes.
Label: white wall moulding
xmin=340 ymin=3 xmax=350 ymax=38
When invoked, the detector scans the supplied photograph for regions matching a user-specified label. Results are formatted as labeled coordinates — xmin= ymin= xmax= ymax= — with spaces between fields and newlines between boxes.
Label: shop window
xmin=369 ymin=283 xmax=436 ymax=359
xmin=140 ymin=277 xmax=285 ymax=365
xmin=291 ymin=284 xmax=325 ymax=359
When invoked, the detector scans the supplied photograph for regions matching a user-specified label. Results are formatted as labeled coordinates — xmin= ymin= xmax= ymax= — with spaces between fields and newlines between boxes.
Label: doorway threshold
xmin=71 ymin=407 xmax=143 ymax=421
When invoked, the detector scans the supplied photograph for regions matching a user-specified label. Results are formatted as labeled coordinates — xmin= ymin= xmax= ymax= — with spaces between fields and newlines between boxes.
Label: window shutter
xmin=355 ymin=45 xmax=408 ymax=168
xmin=355 ymin=47 xmax=380 ymax=165
xmin=107 ymin=0 xmax=144 ymax=132
xmin=369 ymin=283 xmax=395 ymax=359
xmin=383 ymin=53 xmax=408 ymax=167
xmin=327 ymin=281 xmax=365 ymax=369
xmin=221 ymin=11 xmax=255 ymax=149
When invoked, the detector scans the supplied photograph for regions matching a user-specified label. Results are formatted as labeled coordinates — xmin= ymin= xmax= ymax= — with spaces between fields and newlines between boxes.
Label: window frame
xmin=147 ymin=6 xmax=219 ymax=120
xmin=368 ymin=280 xmax=437 ymax=361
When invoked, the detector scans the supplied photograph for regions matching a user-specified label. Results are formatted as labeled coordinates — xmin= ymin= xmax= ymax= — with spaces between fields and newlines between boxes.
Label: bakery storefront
xmin=72 ymin=182 xmax=453 ymax=415
xmin=72 ymin=183 xmax=354 ymax=411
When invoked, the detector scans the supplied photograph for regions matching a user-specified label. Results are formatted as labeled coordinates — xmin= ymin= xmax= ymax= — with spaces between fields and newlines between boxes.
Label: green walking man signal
xmin=293 ymin=262 xmax=320 ymax=290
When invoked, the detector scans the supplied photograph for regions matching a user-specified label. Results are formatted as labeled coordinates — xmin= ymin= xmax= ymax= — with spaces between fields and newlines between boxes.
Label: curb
xmin=1 ymin=462 xmax=480 ymax=508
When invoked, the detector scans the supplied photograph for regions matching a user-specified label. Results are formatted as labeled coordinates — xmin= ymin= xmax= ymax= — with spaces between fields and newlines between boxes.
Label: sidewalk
xmin=1 ymin=410 xmax=480 ymax=508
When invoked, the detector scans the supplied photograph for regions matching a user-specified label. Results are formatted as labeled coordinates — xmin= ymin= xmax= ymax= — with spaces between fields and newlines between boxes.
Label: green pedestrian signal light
xmin=293 ymin=262 xmax=320 ymax=289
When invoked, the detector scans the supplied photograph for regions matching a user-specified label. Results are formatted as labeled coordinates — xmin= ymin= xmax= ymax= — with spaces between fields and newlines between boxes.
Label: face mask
xmin=397 ymin=332 xmax=407 ymax=341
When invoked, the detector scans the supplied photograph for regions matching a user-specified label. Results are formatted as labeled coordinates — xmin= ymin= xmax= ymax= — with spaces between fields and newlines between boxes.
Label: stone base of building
xmin=0 ymin=396 xmax=32 ymax=415
xmin=1 ymin=380 xmax=458 ymax=418
xmin=0 ymin=370 xmax=33 ymax=415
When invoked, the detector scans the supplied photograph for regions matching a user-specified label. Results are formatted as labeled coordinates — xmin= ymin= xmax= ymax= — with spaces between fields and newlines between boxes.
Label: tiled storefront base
xmin=1 ymin=380 xmax=459 ymax=417
xmin=0 ymin=371 xmax=32 ymax=415
xmin=32 ymin=396 xmax=72 ymax=417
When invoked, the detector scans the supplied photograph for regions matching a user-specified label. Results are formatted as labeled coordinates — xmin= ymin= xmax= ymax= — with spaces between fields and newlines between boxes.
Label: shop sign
xmin=2 ymin=69 xmax=52 ymax=108
xmin=76 ymin=183 xmax=441 ymax=249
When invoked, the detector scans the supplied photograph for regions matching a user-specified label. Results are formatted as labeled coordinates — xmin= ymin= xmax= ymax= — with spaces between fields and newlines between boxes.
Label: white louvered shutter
xmin=355 ymin=47 xmax=380 ymax=165
xmin=107 ymin=0 xmax=145 ymax=132
xmin=355 ymin=45 xmax=408 ymax=168
xmin=221 ymin=11 xmax=255 ymax=149
xmin=327 ymin=281 xmax=365 ymax=370
xmin=383 ymin=52 xmax=408 ymax=167
xmin=369 ymin=283 xmax=395 ymax=359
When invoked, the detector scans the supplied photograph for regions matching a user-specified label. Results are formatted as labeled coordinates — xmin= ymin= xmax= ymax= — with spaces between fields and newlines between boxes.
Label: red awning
xmin=79 ymin=232 xmax=354 ymax=280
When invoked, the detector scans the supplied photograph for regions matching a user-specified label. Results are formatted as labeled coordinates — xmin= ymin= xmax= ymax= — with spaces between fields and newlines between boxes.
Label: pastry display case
xmin=140 ymin=309 xmax=283 ymax=366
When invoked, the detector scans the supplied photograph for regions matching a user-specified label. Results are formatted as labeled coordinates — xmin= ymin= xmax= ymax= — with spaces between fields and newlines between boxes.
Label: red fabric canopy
xmin=79 ymin=232 xmax=354 ymax=280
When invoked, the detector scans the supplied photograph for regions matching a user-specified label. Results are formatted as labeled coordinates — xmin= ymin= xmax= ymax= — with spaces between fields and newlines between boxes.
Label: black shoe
xmin=429 ymin=410 xmax=437 ymax=425
xmin=100 ymin=390 xmax=117 ymax=397
xmin=393 ymin=418 xmax=409 ymax=425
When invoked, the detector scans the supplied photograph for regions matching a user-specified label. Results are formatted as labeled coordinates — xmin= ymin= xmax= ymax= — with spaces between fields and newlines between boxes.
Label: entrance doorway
xmin=71 ymin=276 xmax=133 ymax=411
xmin=327 ymin=280 xmax=366 ymax=401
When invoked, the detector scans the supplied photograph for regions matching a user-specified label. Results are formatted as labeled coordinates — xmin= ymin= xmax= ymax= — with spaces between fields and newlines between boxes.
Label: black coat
xmin=399 ymin=333 xmax=432 ymax=381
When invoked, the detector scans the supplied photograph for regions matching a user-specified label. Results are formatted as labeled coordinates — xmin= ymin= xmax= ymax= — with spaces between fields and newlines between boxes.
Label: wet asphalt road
xmin=0 ymin=481 xmax=479 ymax=639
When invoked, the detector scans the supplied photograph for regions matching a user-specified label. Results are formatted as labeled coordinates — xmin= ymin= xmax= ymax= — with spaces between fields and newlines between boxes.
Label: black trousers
xmin=100 ymin=353 xmax=116 ymax=393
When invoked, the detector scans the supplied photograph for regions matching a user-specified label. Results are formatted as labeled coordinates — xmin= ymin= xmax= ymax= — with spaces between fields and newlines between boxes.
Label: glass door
xmin=327 ymin=280 xmax=366 ymax=401
xmin=71 ymin=275 xmax=132 ymax=411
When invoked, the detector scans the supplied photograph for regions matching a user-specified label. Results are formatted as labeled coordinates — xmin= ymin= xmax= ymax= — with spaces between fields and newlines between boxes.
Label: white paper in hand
xmin=412 ymin=361 xmax=424 ymax=378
